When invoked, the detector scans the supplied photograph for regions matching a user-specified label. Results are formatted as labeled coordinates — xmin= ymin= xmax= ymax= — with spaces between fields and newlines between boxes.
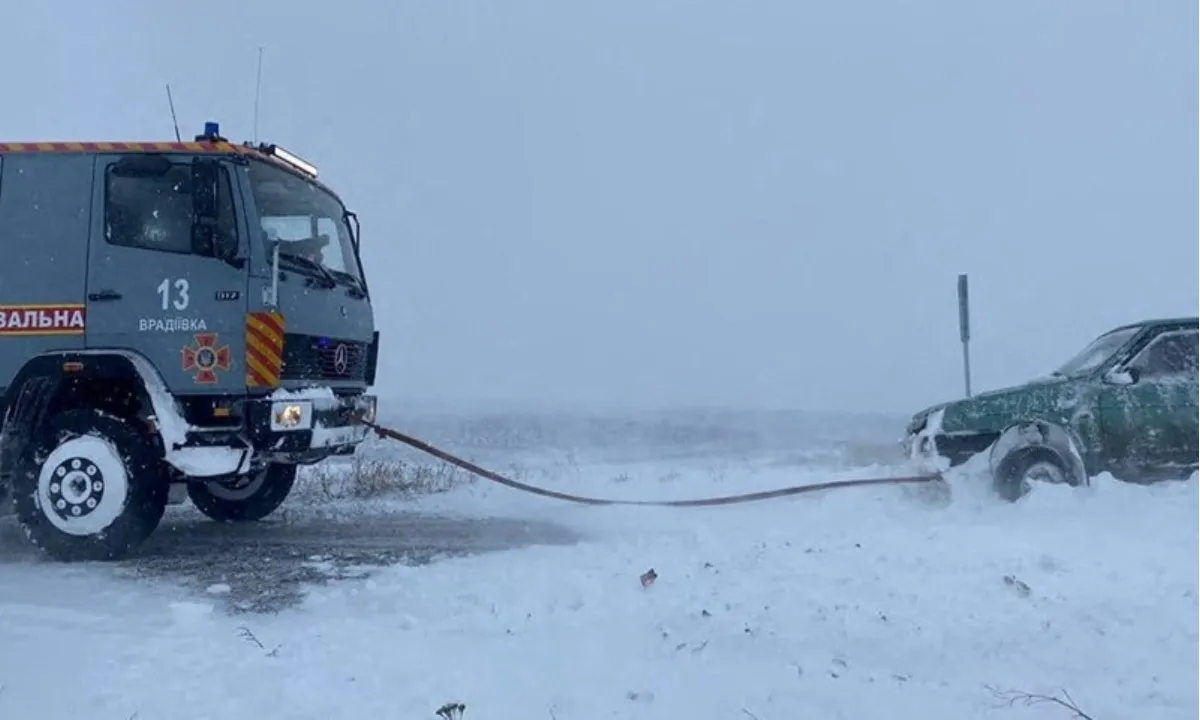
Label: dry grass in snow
xmin=291 ymin=454 xmax=476 ymax=503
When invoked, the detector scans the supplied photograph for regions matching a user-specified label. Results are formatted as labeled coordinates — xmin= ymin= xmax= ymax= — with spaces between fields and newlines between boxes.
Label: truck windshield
xmin=1053 ymin=326 xmax=1142 ymax=377
xmin=246 ymin=160 xmax=363 ymax=286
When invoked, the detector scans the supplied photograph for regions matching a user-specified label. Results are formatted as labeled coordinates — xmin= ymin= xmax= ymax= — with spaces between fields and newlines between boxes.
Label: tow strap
xmin=358 ymin=420 xmax=944 ymax=507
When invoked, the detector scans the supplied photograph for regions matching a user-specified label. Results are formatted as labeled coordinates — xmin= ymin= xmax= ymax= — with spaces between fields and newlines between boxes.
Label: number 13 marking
xmin=157 ymin=278 xmax=190 ymax=310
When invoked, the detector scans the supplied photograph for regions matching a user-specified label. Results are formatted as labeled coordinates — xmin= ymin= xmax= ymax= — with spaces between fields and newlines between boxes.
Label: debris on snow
xmin=1003 ymin=575 xmax=1033 ymax=598
xmin=434 ymin=702 xmax=466 ymax=719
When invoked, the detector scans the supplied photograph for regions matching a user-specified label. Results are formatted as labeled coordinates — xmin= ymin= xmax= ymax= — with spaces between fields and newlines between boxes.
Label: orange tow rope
xmin=359 ymin=420 xmax=944 ymax=507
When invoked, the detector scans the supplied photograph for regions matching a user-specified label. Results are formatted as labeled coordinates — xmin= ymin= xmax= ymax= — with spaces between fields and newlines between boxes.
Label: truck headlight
xmin=271 ymin=401 xmax=313 ymax=431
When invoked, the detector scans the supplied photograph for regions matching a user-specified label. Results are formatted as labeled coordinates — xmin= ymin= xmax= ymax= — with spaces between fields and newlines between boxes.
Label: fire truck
xmin=0 ymin=122 xmax=379 ymax=561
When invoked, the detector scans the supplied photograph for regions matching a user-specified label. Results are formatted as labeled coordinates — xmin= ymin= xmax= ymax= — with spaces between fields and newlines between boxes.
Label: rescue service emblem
xmin=181 ymin=333 xmax=232 ymax=384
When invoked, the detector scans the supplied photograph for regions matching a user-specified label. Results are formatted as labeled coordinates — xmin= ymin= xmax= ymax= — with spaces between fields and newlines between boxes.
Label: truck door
xmin=86 ymin=153 xmax=250 ymax=395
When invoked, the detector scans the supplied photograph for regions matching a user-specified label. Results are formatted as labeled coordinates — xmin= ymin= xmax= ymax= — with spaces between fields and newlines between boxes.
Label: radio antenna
xmin=165 ymin=84 xmax=182 ymax=142
xmin=253 ymin=46 xmax=265 ymax=144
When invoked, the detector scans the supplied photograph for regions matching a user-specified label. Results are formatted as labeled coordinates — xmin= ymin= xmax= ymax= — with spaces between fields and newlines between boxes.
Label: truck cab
xmin=0 ymin=123 xmax=380 ymax=561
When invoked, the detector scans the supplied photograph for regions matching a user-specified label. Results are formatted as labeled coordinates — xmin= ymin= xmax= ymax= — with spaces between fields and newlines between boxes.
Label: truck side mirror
xmin=190 ymin=159 xmax=238 ymax=263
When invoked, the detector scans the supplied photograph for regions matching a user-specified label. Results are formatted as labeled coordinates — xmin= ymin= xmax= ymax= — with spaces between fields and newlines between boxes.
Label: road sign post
xmin=958 ymin=273 xmax=972 ymax=397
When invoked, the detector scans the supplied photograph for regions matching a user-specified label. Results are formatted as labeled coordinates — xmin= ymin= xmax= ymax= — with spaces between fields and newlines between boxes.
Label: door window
xmin=104 ymin=158 xmax=238 ymax=256
xmin=1127 ymin=330 xmax=1199 ymax=379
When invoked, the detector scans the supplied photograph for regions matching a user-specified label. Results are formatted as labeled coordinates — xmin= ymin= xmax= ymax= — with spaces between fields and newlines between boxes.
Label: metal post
xmin=961 ymin=340 xmax=972 ymax=398
xmin=957 ymin=273 xmax=972 ymax=397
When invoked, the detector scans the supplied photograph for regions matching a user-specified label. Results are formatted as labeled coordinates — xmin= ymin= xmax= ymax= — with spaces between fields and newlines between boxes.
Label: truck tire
xmin=186 ymin=464 xmax=297 ymax=523
xmin=11 ymin=408 xmax=168 ymax=562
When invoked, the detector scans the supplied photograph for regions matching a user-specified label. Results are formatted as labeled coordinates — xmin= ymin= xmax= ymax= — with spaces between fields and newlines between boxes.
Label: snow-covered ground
xmin=0 ymin=409 xmax=1196 ymax=720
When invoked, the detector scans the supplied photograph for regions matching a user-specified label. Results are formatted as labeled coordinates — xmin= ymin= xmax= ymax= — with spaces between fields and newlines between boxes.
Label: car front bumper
xmin=900 ymin=407 xmax=954 ymax=473
xmin=904 ymin=431 xmax=940 ymax=462
xmin=901 ymin=407 xmax=998 ymax=470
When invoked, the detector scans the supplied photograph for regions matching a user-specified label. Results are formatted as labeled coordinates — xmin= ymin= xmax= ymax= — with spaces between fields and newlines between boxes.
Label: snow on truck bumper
xmin=165 ymin=391 xmax=377 ymax=478
xmin=260 ymin=389 xmax=377 ymax=447
xmin=69 ymin=352 xmax=375 ymax=480
xmin=250 ymin=389 xmax=376 ymax=452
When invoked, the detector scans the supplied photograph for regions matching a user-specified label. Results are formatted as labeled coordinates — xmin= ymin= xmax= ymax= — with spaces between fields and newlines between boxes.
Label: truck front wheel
xmin=186 ymin=464 xmax=297 ymax=522
xmin=11 ymin=408 xmax=168 ymax=562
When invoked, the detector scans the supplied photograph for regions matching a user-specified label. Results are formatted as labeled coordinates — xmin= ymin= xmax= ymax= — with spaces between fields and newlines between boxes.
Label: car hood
xmin=907 ymin=374 xmax=1084 ymax=435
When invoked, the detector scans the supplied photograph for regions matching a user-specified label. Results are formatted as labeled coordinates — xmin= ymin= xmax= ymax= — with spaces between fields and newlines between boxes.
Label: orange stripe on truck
xmin=0 ymin=141 xmax=255 ymax=155
xmin=245 ymin=312 xmax=285 ymax=388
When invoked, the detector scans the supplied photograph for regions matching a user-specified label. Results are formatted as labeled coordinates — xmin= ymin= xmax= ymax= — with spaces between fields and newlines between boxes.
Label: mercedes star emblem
xmin=333 ymin=343 xmax=349 ymax=375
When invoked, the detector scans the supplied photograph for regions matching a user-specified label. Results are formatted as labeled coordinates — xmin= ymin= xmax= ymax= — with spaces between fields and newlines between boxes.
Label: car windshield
xmin=245 ymin=160 xmax=363 ymax=285
xmin=1053 ymin=326 xmax=1142 ymax=377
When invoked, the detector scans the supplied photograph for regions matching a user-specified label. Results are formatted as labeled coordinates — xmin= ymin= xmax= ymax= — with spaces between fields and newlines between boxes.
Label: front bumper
xmin=901 ymin=407 xmax=952 ymax=472
xmin=902 ymin=407 xmax=997 ymax=470
xmin=904 ymin=431 xmax=939 ymax=461
xmin=246 ymin=392 xmax=378 ymax=459
xmin=166 ymin=391 xmax=377 ymax=479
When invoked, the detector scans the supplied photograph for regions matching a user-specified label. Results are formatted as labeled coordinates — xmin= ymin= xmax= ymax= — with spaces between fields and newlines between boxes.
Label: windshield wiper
xmin=277 ymin=251 xmax=337 ymax=288
xmin=327 ymin=268 xmax=367 ymax=298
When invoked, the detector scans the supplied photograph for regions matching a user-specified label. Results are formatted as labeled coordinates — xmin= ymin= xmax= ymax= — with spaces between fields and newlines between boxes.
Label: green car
xmin=904 ymin=316 xmax=1198 ymax=500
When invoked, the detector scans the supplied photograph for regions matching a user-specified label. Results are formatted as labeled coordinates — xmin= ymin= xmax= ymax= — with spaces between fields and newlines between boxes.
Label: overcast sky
xmin=3 ymin=0 xmax=1195 ymax=415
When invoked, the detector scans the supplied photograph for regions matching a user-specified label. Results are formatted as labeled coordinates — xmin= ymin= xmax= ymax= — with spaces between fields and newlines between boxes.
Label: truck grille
xmin=280 ymin=334 xmax=369 ymax=382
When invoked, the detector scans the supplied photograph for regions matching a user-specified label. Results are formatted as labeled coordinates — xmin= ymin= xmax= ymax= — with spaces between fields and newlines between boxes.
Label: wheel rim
xmin=205 ymin=469 xmax=268 ymax=501
xmin=1022 ymin=460 xmax=1067 ymax=486
xmin=37 ymin=435 xmax=129 ymax=536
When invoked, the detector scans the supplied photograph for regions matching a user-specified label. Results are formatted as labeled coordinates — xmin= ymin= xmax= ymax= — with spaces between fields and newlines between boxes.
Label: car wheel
xmin=11 ymin=408 xmax=168 ymax=561
xmin=992 ymin=444 xmax=1081 ymax=502
xmin=187 ymin=463 xmax=297 ymax=522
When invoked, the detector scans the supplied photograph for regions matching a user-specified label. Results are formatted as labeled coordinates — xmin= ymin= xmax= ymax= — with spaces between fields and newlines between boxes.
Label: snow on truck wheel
xmin=11 ymin=408 xmax=168 ymax=562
